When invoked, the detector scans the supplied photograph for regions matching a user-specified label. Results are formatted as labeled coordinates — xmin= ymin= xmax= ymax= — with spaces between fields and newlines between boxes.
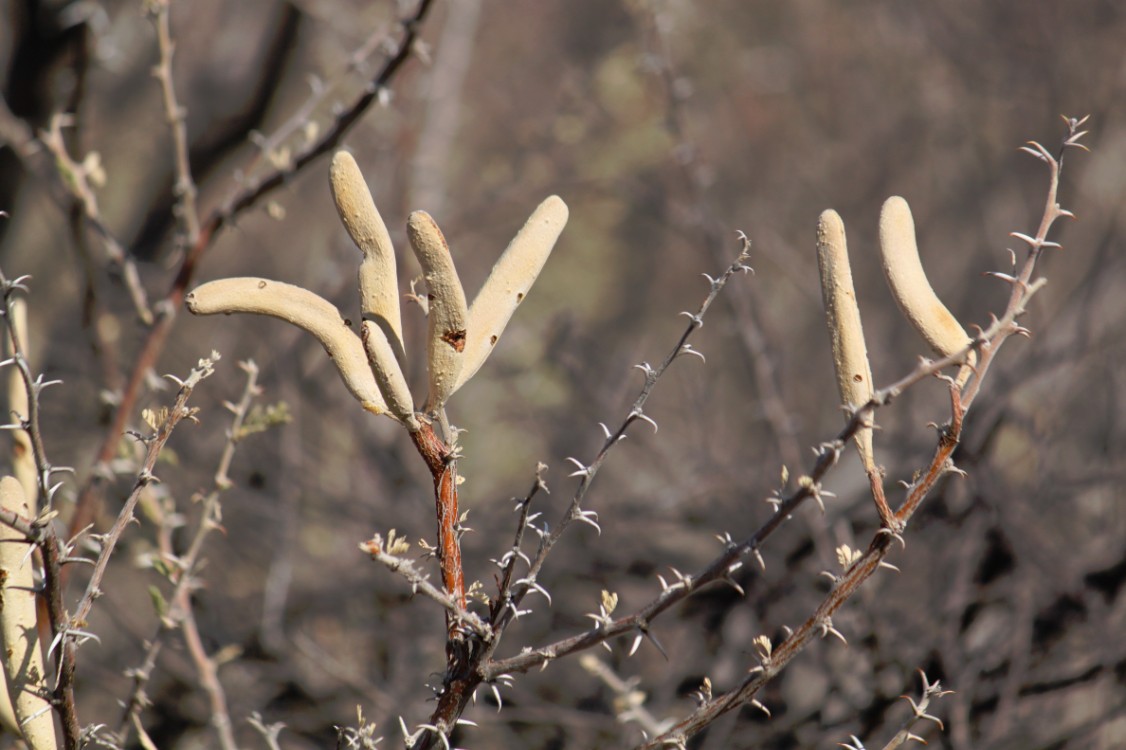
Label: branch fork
xmin=187 ymin=150 xmax=568 ymax=634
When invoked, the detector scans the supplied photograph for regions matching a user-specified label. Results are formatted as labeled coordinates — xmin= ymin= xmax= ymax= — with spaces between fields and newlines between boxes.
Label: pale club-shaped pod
xmin=407 ymin=211 xmax=469 ymax=413
xmin=816 ymin=209 xmax=876 ymax=471
xmin=329 ymin=151 xmax=406 ymax=368
xmin=0 ymin=477 xmax=56 ymax=750
xmin=186 ymin=150 xmax=569 ymax=430
xmin=456 ymin=195 xmax=569 ymax=391
xmin=879 ymin=196 xmax=975 ymax=376
xmin=185 ymin=278 xmax=398 ymax=420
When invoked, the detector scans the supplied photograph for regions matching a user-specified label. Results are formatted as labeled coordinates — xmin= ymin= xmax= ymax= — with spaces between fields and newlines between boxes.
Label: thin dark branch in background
xmin=149 ymin=0 xmax=201 ymax=250
xmin=632 ymin=4 xmax=803 ymax=474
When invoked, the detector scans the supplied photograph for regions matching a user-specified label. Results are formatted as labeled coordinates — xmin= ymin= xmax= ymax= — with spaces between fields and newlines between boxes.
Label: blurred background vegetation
xmin=1 ymin=0 xmax=1124 ymax=747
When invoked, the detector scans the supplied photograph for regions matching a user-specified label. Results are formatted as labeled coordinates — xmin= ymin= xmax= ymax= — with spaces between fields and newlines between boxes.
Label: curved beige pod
xmin=816 ymin=209 xmax=875 ymax=471
xmin=407 ymin=211 xmax=469 ymax=412
xmin=186 ymin=278 xmax=393 ymax=419
xmin=361 ymin=320 xmax=419 ymax=430
xmin=454 ymin=195 xmax=568 ymax=393
xmin=329 ymin=151 xmax=405 ymax=366
xmin=879 ymin=197 xmax=974 ymax=367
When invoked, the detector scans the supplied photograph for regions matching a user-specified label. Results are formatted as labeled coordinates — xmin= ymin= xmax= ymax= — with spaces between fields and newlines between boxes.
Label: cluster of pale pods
xmin=187 ymin=151 xmax=970 ymax=447
xmin=817 ymin=197 xmax=976 ymax=479
xmin=0 ymin=149 xmax=974 ymax=750
xmin=187 ymin=152 xmax=569 ymax=434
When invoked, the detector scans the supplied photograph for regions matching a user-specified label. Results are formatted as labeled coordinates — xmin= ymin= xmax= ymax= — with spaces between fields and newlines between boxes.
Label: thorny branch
xmin=116 ymin=360 xmax=263 ymax=750
xmin=402 ymin=236 xmax=752 ymax=749
xmin=630 ymin=118 xmax=1088 ymax=750
xmin=630 ymin=1 xmax=835 ymax=566
xmin=0 ymin=271 xmax=61 ymax=507
xmin=361 ymin=531 xmax=490 ymax=639
xmin=149 ymin=0 xmax=202 ymax=250
xmin=836 ymin=671 xmax=953 ymax=750
xmin=490 ymin=462 xmax=550 ymax=625
xmin=491 ymin=234 xmax=753 ymax=644
xmin=54 ymin=352 xmax=219 ymax=748
xmin=0 ymin=268 xmax=82 ymax=745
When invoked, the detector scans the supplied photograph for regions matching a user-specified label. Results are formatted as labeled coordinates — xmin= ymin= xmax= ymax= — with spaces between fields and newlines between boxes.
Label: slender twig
xmin=360 ymin=533 xmax=490 ymax=639
xmin=490 ymin=463 xmax=549 ymax=625
xmin=247 ymin=713 xmax=285 ymax=750
xmin=0 ymin=270 xmax=66 ymax=506
xmin=116 ymin=360 xmax=260 ymax=748
xmin=0 ymin=507 xmax=36 ymax=540
xmin=579 ymin=654 xmax=669 ymax=739
xmin=180 ymin=603 xmax=239 ymax=750
xmin=5 ymin=298 xmax=36 ymax=502
xmin=49 ymin=353 xmax=219 ymax=750
xmin=37 ymin=117 xmax=153 ymax=325
xmin=70 ymin=353 xmax=219 ymax=629
xmin=635 ymin=6 xmax=803 ymax=473
xmin=494 ymin=236 xmax=753 ymax=643
xmin=878 ymin=671 xmax=954 ymax=750
xmin=149 ymin=0 xmax=201 ymax=249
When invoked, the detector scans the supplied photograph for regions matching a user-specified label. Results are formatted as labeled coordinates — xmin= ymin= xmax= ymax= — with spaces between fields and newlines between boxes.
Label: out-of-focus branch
xmin=38 ymin=117 xmax=153 ymax=325
xmin=70 ymin=353 xmax=219 ymax=628
xmin=633 ymin=4 xmax=803 ymax=474
xmin=148 ymin=0 xmax=201 ymax=248
xmin=580 ymin=654 xmax=669 ymax=739
xmin=180 ymin=605 xmax=238 ymax=750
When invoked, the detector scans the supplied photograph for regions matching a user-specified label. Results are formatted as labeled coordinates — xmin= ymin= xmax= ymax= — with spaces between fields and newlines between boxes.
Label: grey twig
xmin=116 ymin=360 xmax=261 ymax=749
xmin=148 ymin=0 xmax=201 ymax=250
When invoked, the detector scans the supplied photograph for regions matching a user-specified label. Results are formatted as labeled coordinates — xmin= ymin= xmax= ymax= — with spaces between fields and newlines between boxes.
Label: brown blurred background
xmin=1 ymin=0 xmax=1124 ymax=748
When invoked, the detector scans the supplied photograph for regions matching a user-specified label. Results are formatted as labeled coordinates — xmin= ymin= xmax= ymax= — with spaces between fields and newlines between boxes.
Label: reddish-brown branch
xmin=408 ymin=421 xmax=467 ymax=616
xmin=868 ymin=465 xmax=894 ymax=528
